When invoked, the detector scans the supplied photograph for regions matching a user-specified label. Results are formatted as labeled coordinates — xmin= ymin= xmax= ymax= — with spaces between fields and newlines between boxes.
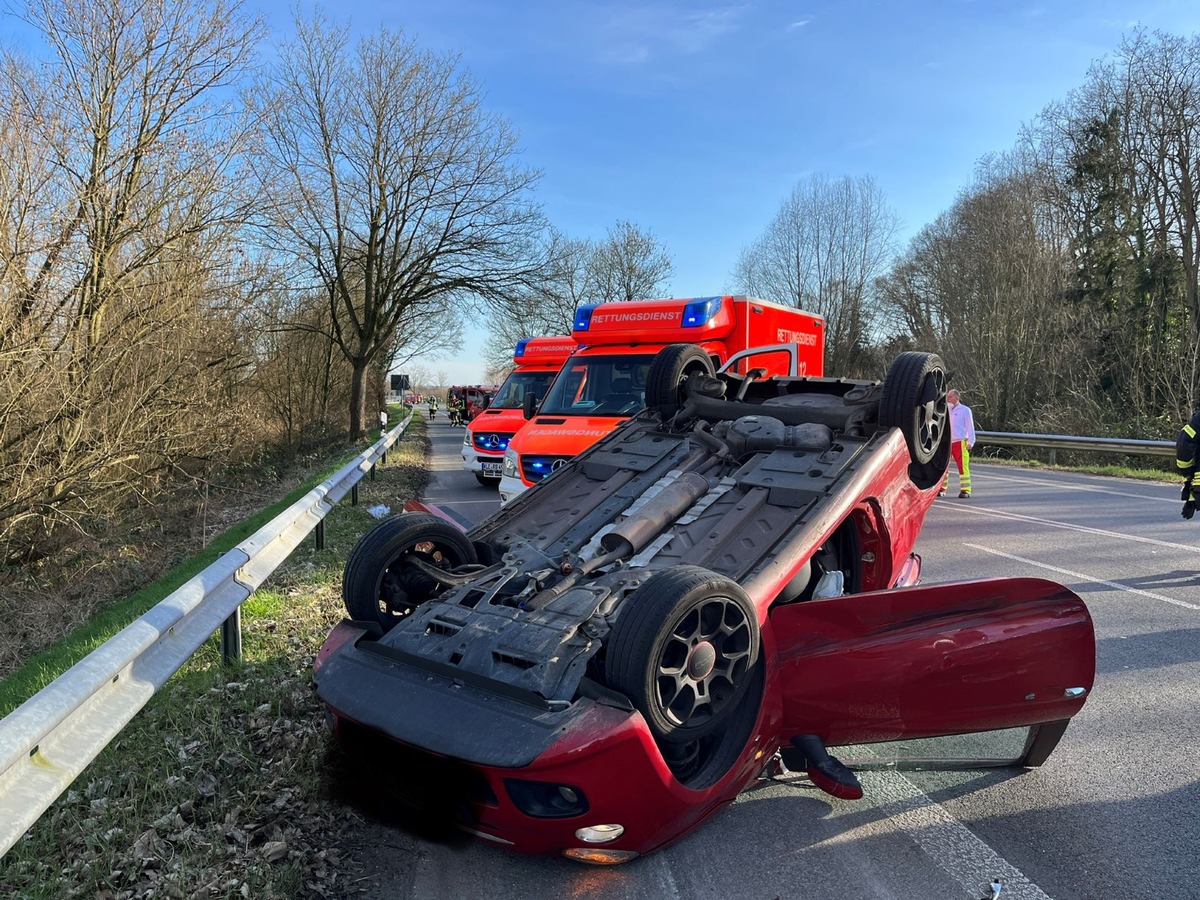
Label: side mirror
xmin=523 ymin=391 xmax=537 ymax=420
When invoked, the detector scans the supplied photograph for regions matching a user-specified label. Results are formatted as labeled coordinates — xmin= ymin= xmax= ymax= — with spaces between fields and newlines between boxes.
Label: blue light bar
xmin=573 ymin=305 xmax=596 ymax=331
xmin=681 ymin=297 xmax=723 ymax=328
xmin=514 ymin=338 xmax=532 ymax=357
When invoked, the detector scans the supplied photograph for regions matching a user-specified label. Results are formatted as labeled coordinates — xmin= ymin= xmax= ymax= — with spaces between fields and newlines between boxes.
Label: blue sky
xmin=332 ymin=0 xmax=1199 ymax=385
xmin=12 ymin=1 xmax=1200 ymax=384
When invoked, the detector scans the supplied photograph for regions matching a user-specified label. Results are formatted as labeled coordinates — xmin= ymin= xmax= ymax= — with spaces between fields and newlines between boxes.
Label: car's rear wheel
xmin=880 ymin=351 xmax=950 ymax=487
xmin=645 ymin=344 xmax=716 ymax=419
xmin=607 ymin=566 xmax=760 ymax=745
xmin=342 ymin=513 xmax=477 ymax=631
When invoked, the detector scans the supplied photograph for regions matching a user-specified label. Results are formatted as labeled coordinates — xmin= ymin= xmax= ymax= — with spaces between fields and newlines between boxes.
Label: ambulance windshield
xmin=538 ymin=354 xmax=654 ymax=417
xmin=490 ymin=370 xmax=558 ymax=409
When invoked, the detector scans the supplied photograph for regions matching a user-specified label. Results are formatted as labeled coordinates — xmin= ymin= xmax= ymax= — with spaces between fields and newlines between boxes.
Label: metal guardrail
xmin=976 ymin=431 xmax=1176 ymax=463
xmin=0 ymin=410 xmax=414 ymax=858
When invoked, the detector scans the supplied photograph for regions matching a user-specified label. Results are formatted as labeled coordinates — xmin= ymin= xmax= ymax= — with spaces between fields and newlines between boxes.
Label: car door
xmin=769 ymin=577 xmax=1095 ymax=766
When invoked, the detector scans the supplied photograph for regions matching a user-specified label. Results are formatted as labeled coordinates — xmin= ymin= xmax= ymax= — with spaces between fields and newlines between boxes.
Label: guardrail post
xmin=370 ymin=463 xmax=376 ymax=481
xmin=221 ymin=609 xmax=242 ymax=664
xmin=315 ymin=520 xmax=325 ymax=550
xmin=1049 ymin=449 xmax=1057 ymax=465
xmin=351 ymin=484 xmax=359 ymax=506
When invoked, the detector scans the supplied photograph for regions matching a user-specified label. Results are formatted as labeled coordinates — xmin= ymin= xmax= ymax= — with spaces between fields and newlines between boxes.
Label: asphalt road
xmin=356 ymin=412 xmax=1200 ymax=900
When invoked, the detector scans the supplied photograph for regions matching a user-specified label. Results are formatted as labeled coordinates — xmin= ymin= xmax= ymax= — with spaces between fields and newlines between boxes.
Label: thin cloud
xmin=591 ymin=3 xmax=747 ymax=66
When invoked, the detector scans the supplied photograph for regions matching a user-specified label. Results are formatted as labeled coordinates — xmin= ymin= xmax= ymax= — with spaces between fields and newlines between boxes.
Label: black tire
xmin=880 ymin=352 xmax=949 ymax=463
xmin=607 ymin=566 xmax=760 ymax=745
xmin=645 ymin=344 xmax=717 ymax=419
xmin=342 ymin=513 xmax=477 ymax=631
xmin=474 ymin=473 xmax=499 ymax=487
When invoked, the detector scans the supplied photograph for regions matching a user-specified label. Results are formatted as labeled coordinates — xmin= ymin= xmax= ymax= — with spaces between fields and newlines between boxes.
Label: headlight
xmin=503 ymin=448 xmax=518 ymax=478
xmin=462 ymin=430 xmax=471 ymax=447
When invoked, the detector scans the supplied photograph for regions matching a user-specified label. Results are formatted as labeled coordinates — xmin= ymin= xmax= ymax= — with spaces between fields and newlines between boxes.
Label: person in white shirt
xmin=940 ymin=389 xmax=976 ymax=498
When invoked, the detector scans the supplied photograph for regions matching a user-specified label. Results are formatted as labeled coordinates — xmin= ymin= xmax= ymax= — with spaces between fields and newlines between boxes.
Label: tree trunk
xmin=349 ymin=358 xmax=368 ymax=438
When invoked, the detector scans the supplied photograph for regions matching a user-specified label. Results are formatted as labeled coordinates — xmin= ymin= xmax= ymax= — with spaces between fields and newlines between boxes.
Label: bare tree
xmin=248 ymin=14 xmax=545 ymax=436
xmin=251 ymin=288 xmax=349 ymax=446
xmin=878 ymin=153 xmax=1079 ymax=432
xmin=482 ymin=221 xmax=674 ymax=372
xmin=481 ymin=229 xmax=590 ymax=371
xmin=406 ymin=364 xmax=431 ymax=394
xmin=385 ymin=301 xmax=465 ymax=378
xmin=586 ymin=220 xmax=674 ymax=303
xmin=0 ymin=0 xmax=263 ymax=555
xmin=733 ymin=174 xmax=899 ymax=375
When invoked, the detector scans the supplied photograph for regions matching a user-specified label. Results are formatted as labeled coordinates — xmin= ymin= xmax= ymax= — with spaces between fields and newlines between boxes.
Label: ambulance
xmin=498 ymin=295 xmax=825 ymax=504
xmin=461 ymin=336 xmax=577 ymax=486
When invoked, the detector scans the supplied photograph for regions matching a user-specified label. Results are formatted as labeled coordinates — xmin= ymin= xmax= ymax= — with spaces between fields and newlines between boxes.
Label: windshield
xmin=490 ymin=370 xmax=558 ymax=409
xmin=537 ymin=353 xmax=654 ymax=417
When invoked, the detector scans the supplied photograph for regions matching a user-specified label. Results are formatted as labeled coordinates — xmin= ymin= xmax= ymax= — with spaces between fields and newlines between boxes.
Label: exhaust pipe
xmin=599 ymin=472 xmax=710 ymax=559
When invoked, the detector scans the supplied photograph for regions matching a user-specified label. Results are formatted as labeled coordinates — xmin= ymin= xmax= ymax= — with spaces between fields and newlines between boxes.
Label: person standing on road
xmin=1175 ymin=409 xmax=1200 ymax=518
xmin=940 ymin=389 xmax=976 ymax=498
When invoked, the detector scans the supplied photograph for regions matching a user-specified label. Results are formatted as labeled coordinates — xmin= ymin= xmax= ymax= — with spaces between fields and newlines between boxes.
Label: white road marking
xmin=977 ymin=469 xmax=1178 ymax=504
xmin=964 ymin=543 xmax=1200 ymax=611
xmin=864 ymin=771 xmax=1053 ymax=900
xmin=938 ymin=502 xmax=1200 ymax=553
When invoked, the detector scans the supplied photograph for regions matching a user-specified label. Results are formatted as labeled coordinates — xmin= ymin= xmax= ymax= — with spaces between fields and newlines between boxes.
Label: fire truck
xmin=461 ymin=336 xmax=577 ymax=486
xmin=498 ymin=296 xmax=824 ymax=504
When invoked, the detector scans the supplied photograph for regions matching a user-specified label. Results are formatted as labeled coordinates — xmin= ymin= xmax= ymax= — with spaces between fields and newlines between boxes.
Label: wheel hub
xmin=687 ymin=641 xmax=717 ymax=680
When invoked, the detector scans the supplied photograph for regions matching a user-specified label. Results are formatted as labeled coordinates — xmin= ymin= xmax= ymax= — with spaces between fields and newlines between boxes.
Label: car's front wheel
xmin=342 ymin=513 xmax=477 ymax=631
xmin=606 ymin=566 xmax=760 ymax=745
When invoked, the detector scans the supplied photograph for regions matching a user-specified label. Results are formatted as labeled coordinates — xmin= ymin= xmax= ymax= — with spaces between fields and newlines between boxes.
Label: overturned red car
xmin=314 ymin=346 xmax=1095 ymax=864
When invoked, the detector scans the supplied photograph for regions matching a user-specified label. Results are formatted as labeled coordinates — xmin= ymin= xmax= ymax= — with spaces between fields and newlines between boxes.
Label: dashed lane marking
xmin=964 ymin=543 xmax=1200 ymax=611
xmin=976 ymin=468 xmax=1179 ymax=504
xmin=939 ymin=502 xmax=1200 ymax=554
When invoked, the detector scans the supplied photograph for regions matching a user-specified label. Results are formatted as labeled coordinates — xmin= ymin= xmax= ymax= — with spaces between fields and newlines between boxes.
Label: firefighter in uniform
xmin=1175 ymin=409 xmax=1200 ymax=518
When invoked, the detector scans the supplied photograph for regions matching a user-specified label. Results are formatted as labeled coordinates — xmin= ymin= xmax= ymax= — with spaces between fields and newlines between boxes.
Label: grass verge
xmin=0 ymin=416 xmax=431 ymax=899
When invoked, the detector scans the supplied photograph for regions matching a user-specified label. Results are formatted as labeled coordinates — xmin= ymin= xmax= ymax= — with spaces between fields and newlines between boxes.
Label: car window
xmin=831 ymin=727 xmax=1036 ymax=768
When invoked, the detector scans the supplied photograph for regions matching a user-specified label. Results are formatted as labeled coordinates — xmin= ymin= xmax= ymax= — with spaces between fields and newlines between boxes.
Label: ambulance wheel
xmin=646 ymin=344 xmax=716 ymax=419
xmin=606 ymin=566 xmax=760 ymax=745
xmin=880 ymin=352 xmax=951 ymax=486
xmin=474 ymin=473 xmax=499 ymax=488
xmin=342 ymin=513 xmax=477 ymax=631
